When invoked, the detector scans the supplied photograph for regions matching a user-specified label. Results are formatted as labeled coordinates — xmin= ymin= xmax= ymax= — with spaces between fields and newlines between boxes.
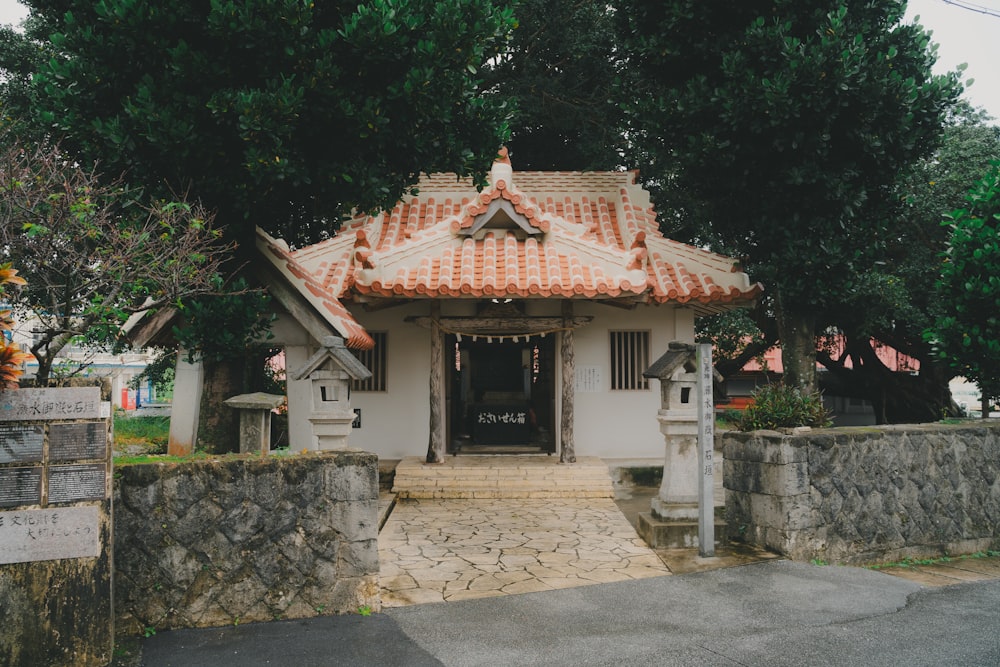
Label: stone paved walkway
xmin=379 ymin=497 xmax=671 ymax=607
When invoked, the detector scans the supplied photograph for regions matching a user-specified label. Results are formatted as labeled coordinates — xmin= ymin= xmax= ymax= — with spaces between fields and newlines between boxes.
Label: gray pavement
xmin=138 ymin=560 xmax=1000 ymax=666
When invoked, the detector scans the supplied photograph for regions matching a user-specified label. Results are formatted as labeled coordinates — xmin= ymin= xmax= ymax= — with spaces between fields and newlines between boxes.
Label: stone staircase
xmin=390 ymin=455 xmax=615 ymax=499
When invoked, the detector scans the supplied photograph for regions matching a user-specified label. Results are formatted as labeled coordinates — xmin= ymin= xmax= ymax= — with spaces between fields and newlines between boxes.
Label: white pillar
xmin=167 ymin=348 xmax=203 ymax=456
xmin=285 ymin=344 xmax=316 ymax=451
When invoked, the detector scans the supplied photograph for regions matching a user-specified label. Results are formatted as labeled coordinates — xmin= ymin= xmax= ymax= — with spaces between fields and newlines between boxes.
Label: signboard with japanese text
xmin=473 ymin=404 xmax=530 ymax=444
xmin=0 ymin=386 xmax=112 ymax=667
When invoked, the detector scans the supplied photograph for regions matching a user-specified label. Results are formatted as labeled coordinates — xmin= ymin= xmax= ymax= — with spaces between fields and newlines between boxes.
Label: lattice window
xmin=351 ymin=331 xmax=387 ymax=392
xmin=610 ymin=330 xmax=650 ymax=391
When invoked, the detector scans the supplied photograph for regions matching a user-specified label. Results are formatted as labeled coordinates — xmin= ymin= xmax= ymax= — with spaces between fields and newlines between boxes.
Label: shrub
xmin=737 ymin=383 xmax=831 ymax=431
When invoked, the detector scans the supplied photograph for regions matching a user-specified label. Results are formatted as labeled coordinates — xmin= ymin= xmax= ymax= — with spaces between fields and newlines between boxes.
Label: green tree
xmin=817 ymin=102 xmax=1000 ymax=422
xmin=11 ymin=0 xmax=516 ymax=450
xmin=928 ymin=160 xmax=1000 ymax=416
xmin=618 ymin=1 xmax=962 ymax=395
xmin=19 ymin=0 xmax=516 ymax=248
xmin=483 ymin=0 xmax=622 ymax=170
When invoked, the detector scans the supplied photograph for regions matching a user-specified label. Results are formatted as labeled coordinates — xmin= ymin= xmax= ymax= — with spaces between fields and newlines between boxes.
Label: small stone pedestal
xmin=224 ymin=392 xmax=285 ymax=455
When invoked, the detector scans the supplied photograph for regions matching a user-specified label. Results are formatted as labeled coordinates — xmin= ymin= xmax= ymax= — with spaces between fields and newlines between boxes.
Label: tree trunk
xmin=817 ymin=347 xmax=959 ymax=424
xmin=197 ymin=357 xmax=243 ymax=454
xmin=775 ymin=306 xmax=817 ymax=394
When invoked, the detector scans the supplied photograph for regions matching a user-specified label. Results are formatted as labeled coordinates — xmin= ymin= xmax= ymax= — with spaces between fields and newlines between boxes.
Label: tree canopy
xmin=617 ymin=0 xmax=962 ymax=393
xmin=928 ymin=160 xmax=1000 ymax=410
xmin=813 ymin=102 xmax=1000 ymax=421
xmin=16 ymin=0 xmax=516 ymax=247
xmin=482 ymin=0 xmax=622 ymax=171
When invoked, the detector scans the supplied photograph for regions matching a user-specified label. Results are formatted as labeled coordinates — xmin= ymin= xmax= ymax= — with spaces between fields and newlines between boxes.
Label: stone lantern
xmin=289 ymin=336 xmax=371 ymax=450
xmin=637 ymin=341 xmax=726 ymax=549
xmin=643 ymin=341 xmax=700 ymax=521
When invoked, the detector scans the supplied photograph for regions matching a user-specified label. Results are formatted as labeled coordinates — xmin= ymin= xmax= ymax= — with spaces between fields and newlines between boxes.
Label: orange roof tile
xmin=257 ymin=153 xmax=763 ymax=345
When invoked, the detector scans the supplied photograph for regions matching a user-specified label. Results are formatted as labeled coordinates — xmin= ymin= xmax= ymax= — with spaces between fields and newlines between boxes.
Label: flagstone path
xmin=378 ymin=497 xmax=672 ymax=607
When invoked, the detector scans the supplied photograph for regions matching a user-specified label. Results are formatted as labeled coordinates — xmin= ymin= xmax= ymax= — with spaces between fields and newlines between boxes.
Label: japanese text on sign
xmin=0 ymin=507 xmax=100 ymax=564
xmin=477 ymin=410 xmax=527 ymax=425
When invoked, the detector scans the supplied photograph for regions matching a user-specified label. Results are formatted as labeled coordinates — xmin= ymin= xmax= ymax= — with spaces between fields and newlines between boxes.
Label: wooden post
xmin=560 ymin=300 xmax=576 ymax=463
xmin=426 ymin=301 xmax=446 ymax=463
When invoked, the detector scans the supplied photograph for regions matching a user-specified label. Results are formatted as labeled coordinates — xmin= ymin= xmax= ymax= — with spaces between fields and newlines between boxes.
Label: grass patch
xmin=865 ymin=550 xmax=1000 ymax=570
xmin=114 ymin=450 xmax=298 ymax=466
xmin=114 ymin=413 xmax=170 ymax=454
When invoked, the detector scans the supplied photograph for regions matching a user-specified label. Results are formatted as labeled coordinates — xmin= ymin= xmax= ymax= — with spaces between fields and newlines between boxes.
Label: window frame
xmin=609 ymin=329 xmax=650 ymax=391
xmin=351 ymin=331 xmax=388 ymax=392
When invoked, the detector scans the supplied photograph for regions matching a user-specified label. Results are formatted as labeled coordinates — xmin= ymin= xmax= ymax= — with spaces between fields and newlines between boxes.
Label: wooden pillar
xmin=560 ymin=300 xmax=576 ymax=463
xmin=426 ymin=301 xmax=446 ymax=463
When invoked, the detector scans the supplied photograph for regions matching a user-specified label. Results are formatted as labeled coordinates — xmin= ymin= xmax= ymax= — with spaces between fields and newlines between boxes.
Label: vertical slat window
xmin=610 ymin=330 xmax=649 ymax=391
xmin=351 ymin=332 xmax=387 ymax=392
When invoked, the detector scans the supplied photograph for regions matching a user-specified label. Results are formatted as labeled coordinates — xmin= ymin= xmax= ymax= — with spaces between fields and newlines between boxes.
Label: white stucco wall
xmin=344 ymin=299 xmax=695 ymax=461
xmin=571 ymin=302 xmax=694 ymax=459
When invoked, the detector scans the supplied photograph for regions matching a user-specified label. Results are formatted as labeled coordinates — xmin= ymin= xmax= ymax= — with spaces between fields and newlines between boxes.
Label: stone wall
xmin=113 ymin=451 xmax=380 ymax=635
xmin=723 ymin=421 xmax=1000 ymax=564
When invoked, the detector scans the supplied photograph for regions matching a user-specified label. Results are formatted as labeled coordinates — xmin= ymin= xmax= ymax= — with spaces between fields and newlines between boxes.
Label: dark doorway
xmin=446 ymin=334 xmax=556 ymax=454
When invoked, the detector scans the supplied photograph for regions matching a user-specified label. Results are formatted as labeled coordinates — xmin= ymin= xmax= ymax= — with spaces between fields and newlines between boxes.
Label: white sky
xmin=1 ymin=0 xmax=998 ymax=119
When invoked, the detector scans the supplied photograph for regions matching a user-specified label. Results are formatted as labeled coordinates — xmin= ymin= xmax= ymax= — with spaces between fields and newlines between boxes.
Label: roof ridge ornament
xmin=491 ymin=147 xmax=513 ymax=190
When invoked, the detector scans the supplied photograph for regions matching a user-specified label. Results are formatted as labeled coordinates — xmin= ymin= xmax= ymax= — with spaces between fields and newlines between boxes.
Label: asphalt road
xmin=138 ymin=560 xmax=1000 ymax=667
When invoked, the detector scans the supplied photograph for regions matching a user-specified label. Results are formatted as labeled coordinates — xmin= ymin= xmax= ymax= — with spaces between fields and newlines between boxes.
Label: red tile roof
xmin=257 ymin=152 xmax=762 ymax=348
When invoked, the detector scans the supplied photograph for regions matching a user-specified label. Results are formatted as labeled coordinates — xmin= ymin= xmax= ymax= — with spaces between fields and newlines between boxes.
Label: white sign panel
xmin=575 ymin=366 xmax=603 ymax=393
xmin=0 ymin=387 xmax=102 ymax=422
xmin=0 ymin=506 xmax=101 ymax=564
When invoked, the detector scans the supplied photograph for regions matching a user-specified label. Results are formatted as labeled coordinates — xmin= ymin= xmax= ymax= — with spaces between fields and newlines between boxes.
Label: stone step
xmin=391 ymin=455 xmax=615 ymax=499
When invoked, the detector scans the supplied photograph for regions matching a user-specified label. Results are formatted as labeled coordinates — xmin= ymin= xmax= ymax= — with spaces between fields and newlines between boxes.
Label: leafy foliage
xmin=173 ymin=277 xmax=275 ymax=364
xmin=810 ymin=104 xmax=1000 ymax=422
xmin=737 ymin=383 xmax=831 ymax=431
xmin=18 ymin=0 xmax=517 ymax=247
xmin=482 ymin=0 xmax=622 ymax=170
xmin=129 ymin=349 xmax=175 ymax=396
xmin=927 ymin=160 xmax=1000 ymax=404
xmin=617 ymin=1 xmax=962 ymax=392
xmin=0 ymin=137 xmax=231 ymax=383
xmin=696 ymin=309 xmax=771 ymax=372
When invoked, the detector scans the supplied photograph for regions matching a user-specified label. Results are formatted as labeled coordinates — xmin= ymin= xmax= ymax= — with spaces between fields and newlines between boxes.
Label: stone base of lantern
xmin=310 ymin=414 xmax=355 ymax=450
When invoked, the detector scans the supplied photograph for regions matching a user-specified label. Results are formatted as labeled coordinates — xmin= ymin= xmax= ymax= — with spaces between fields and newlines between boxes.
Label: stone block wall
xmin=723 ymin=422 xmax=1000 ymax=564
xmin=113 ymin=451 xmax=380 ymax=634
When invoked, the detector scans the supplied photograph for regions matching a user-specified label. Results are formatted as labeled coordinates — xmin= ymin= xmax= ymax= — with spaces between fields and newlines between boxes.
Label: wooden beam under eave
xmin=354 ymin=296 xmax=415 ymax=312
xmin=124 ymin=306 xmax=181 ymax=349
xmin=252 ymin=263 xmax=341 ymax=344
xmin=406 ymin=316 xmax=593 ymax=335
